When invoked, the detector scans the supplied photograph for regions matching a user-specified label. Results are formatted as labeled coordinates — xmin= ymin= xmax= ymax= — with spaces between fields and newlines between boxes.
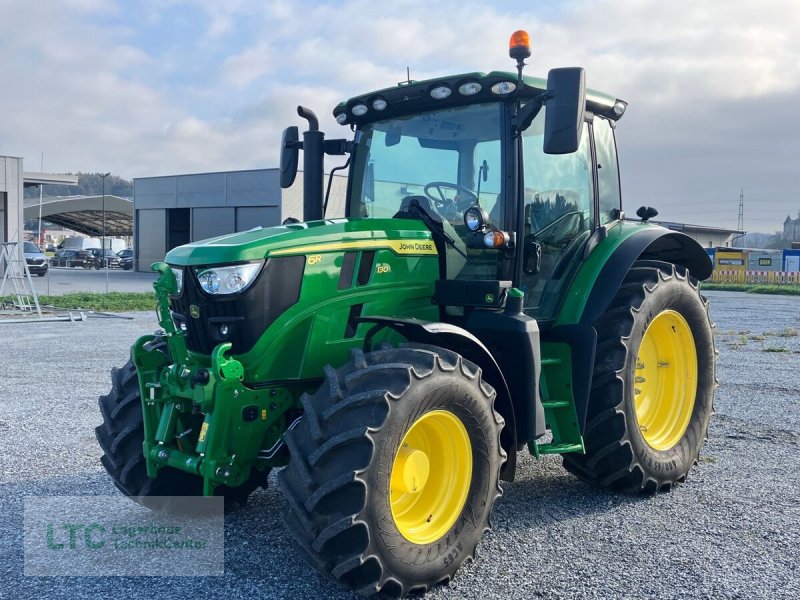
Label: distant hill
xmin=737 ymin=231 xmax=794 ymax=250
xmin=23 ymin=172 xmax=132 ymax=199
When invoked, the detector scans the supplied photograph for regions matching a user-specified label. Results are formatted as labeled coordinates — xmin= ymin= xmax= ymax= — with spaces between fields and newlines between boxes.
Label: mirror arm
xmin=323 ymin=139 xmax=354 ymax=156
xmin=512 ymin=92 xmax=548 ymax=134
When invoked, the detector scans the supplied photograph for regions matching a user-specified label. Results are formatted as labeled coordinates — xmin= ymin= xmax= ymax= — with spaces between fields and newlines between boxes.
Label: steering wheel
xmin=424 ymin=182 xmax=479 ymax=211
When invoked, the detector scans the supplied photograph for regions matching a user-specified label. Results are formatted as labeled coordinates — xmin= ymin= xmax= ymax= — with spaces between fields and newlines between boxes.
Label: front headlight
xmin=170 ymin=267 xmax=184 ymax=295
xmin=196 ymin=262 xmax=263 ymax=295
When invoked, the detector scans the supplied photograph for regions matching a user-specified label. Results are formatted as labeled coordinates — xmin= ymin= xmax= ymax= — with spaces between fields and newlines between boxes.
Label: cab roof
xmin=333 ymin=70 xmax=624 ymax=127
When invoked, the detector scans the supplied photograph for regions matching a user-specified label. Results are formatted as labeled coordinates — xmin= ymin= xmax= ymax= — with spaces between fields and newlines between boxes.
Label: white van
xmin=59 ymin=237 xmax=126 ymax=253
xmin=60 ymin=236 xmax=101 ymax=250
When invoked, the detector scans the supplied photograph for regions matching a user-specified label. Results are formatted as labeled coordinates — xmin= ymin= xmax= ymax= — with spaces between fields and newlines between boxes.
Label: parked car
xmin=23 ymin=241 xmax=48 ymax=277
xmin=89 ymin=248 xmax=122 ymax=269
xmin=51 ymin=249 xmax=100 ymax=269
xmin=117 ymin=248 xmax=133 ymax=270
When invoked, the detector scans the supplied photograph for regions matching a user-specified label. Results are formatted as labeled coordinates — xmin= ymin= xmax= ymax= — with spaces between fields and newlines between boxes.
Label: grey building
xmin=0 ymin=156 xmax=24 ymax=246
xmin=1 ymin=156 xmax=77 ymax=247
xmin=133 ymin=168 xmax=346 ymax=271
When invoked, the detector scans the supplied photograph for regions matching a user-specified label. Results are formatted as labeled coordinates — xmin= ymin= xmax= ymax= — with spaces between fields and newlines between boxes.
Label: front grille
xmin=27 ymin=258 xmax=44 ymax=265
xmin=170 ymin=256 xmax=305 ymax=355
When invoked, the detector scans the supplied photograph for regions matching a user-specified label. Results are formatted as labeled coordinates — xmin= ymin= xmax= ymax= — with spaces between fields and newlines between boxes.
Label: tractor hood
xmin=164 ymin=218 xmax=437 ymax=266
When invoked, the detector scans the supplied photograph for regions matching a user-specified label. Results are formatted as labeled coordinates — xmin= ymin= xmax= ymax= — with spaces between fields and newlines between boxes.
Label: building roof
xmin=651 ymin=220 xmax=745 ymax=236
xmin=23 ymin=172 xmax=79 ymax=187
xmin=22 ymin=195 xmax=132 ymax=236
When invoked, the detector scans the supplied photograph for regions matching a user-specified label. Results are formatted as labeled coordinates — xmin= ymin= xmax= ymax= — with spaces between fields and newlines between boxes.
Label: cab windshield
xmin=348 ymin=102 xmax=505 ymax=280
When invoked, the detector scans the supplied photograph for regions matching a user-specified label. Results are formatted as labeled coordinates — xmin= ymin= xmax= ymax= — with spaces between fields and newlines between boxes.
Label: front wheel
xmin=563 ymin=261 xmax=716 ymax=493
xmin=278 ymin=344 xmax=505 ymax=597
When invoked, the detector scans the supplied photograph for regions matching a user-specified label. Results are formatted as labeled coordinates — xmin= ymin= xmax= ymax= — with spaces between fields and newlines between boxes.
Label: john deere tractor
xmin=97 ymin=31 xmax=715 ymax=596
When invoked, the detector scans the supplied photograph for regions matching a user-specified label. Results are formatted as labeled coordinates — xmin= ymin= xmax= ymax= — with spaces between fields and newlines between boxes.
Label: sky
xmin=0 ymin=0 xmax=798 ymax=232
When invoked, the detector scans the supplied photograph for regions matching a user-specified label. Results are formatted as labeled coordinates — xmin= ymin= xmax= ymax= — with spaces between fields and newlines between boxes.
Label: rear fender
xmin=580 ymin=229 xmax=711 ymax=325
xmin=551 ymin=225 xmax=711 ymax=435
xmin=358 ymin=316 xmax=518 ymax=482
xmin=557 ymin=226 xmax=712 ymax=327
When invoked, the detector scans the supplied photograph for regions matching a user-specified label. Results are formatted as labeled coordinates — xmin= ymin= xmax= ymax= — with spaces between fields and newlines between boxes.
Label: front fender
xmin=358 ymin=316 xmax=518 ymax=482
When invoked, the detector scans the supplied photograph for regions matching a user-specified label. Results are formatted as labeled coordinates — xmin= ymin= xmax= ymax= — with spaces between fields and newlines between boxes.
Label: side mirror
xmin=280 ymin=126 xmax=300 ymax=188
xmin=543 ymin=67 xmax=586 ymax=155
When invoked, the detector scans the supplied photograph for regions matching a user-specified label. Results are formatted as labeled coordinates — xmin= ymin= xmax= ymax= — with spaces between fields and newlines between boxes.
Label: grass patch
xmin=762 ymin=346 xmax=789 ymax=353
xmin=3 ymin=292 xmax=156 ymax=312
xmin=702 ymin=283 xmax=800 ymax=296
xmin=699 ymin=455 xmax=718 ymax=464
xmin=776 ymin=327 xmax=799 ymax=337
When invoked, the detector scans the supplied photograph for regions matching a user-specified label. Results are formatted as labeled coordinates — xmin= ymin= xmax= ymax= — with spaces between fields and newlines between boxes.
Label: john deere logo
xmin=190 ymin=305 xmax=200 ymax=319
xmin=485 ymin=294 xmax=495 ymax=304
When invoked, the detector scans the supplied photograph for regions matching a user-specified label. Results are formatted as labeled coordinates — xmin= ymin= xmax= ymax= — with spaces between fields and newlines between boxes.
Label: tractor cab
xmin=281 ymin=35 xmax=628 ymax=323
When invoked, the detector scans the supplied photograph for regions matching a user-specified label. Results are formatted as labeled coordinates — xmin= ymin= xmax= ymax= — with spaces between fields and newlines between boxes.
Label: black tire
xmin=96 ymin=358 xmax=268 ymax=509
xmin=563 ymin=261 xmax=716 ymax=493
xmin=278 ymin=344 xmax=505 ymax=597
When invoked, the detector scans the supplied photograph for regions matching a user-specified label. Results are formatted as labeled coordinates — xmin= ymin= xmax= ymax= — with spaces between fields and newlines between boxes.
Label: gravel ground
xmin=0 ymin=290 xmax=798 ymax=599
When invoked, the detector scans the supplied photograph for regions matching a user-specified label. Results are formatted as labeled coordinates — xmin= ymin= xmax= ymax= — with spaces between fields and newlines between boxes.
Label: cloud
xmin=220 ymin=43 xmax=275 ymax=89
xmin=0 ymin=0 xmax=798 ymax=231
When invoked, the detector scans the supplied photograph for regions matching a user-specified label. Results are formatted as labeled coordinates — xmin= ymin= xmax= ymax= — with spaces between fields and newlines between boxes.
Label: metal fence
xmin=711 ymin=269 xmax=800 ymax=285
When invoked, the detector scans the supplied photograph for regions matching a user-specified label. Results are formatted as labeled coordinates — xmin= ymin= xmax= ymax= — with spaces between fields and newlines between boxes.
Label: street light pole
xmin=100 ymin=172 xmax=110 ymax=292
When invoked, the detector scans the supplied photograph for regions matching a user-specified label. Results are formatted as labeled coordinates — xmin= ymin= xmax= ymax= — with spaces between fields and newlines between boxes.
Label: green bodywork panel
xmin=133 ymin=219 xmax=440 ymax=494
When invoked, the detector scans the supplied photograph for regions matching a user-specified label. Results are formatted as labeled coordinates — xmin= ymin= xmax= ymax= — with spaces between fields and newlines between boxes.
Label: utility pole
xmin=37 ymin=152 xmax=44 ymax=247
xmin=100 ymin=172 xmax=111 ymax=292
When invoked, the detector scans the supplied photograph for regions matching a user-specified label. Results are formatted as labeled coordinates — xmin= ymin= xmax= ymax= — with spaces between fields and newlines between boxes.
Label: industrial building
xmin=132 ymin=168 xmax=346 ymax=271
xmin=0 ymin=156 xmax=24 ymax=246
xmin=1 ymin=155 xmax=79 ymax=247
xmin=651 ymin=220 xmax=744 ymax=249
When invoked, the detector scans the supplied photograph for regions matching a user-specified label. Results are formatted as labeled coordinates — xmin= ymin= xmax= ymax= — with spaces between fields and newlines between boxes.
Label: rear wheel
xmin=278 ymin=344 xmax=505 ymax=597
xmin=96 ymin=358 xmax=268 ymax=509
xmin=563 ymin=261 xmax=716 ymax=493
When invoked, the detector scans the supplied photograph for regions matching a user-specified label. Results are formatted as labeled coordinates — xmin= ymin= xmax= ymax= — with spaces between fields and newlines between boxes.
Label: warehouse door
xmin=167 ymin=208 xmax=190 ymax=251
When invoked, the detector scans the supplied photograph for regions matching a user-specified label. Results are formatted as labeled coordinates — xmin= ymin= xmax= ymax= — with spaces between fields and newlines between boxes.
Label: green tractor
xmin=97 ymin=31 xmax=716 ymax=596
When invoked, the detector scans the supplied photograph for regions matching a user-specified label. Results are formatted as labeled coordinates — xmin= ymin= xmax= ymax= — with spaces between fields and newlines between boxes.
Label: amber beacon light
xmin=509 ymin=30 xmax=531 ymax=61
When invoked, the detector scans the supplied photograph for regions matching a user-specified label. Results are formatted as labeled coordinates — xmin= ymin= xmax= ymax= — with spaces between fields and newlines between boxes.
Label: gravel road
xmin=1 ymin=290 xmax=798 ymax=599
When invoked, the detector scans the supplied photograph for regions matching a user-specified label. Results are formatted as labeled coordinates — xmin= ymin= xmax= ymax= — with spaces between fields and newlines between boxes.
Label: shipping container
xmin=784 ymin=249 xmax=800 ymax=272
xmin=747 ymin=250 xmax=782 ymax=272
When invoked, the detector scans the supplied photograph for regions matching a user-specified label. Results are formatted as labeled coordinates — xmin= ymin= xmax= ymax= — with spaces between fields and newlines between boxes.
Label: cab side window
xmin=594 ymin=118 xmax=621 ymax=224
xmin=520 ymin=113 xmax=594 ymax=313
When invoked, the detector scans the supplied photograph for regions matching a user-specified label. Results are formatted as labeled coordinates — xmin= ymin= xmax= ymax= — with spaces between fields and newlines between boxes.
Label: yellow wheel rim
xmin=635 ymin=310 xmax=698 ymax=451
xmin=389 ymin=410 xmax=472 ymax=545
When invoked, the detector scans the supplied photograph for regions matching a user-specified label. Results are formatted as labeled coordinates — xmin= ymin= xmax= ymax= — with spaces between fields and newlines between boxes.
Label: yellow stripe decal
xmin=269 ymin=239 xmax=437 ymax=257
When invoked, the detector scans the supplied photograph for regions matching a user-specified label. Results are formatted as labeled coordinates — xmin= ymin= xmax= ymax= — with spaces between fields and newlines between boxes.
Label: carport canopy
xmin=23 ymin=195 xmax=133 ymax=236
